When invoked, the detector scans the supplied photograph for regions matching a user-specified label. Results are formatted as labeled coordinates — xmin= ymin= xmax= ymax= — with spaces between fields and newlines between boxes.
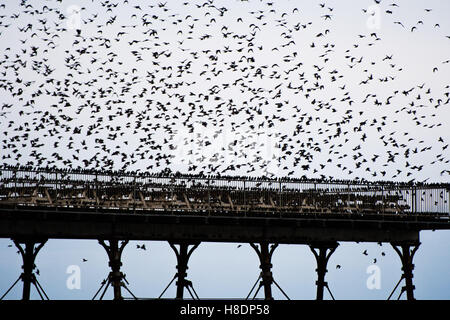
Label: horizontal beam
xmin=0 ymin=207 xmax=446 ymax=243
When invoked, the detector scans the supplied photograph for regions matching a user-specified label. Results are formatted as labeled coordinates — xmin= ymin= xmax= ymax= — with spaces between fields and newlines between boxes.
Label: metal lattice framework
xmin=0 ymin=166 xmax=449 ymax=216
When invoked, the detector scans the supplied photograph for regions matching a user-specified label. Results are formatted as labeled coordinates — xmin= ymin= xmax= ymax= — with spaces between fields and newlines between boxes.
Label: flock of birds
xmin=0 ymin=0 xmax=448 ymax=184
xmin=0 ymin=0 xmax=449 ymax=291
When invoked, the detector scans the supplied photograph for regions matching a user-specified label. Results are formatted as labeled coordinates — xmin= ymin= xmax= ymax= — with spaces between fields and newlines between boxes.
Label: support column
xmin=249 ymin=242 xmax=278 ymax=300
xmin=97 ymin=239 xmax=129 ymax=300
xmin=391 ymin=242 xmax=420 ymax=300
xmin=1 ymin=239 xmax=48 ymax=301
xmin=169 ymin=241 xmax=200 ymax=299
xmin=309 ymin=242 xmax=338 ymax=300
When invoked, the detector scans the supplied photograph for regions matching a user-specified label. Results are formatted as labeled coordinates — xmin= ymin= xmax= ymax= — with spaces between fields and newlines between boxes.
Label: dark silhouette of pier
xmin=0 ymin=166 xmax=449 ymax=300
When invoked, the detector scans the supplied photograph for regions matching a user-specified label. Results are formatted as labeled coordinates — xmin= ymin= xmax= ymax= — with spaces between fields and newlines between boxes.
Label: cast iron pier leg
xmin=309 ymin=242 xmax=339 ymax=300
xmin=2 ymin=239 xmax=48 ymax=301
xmin=249 ymin=242 xmax=278 ymax=300
xmin=98 ymin=239 xmax=129 ymax=300
xmin=169 ymin=241 xmax=200 ymax=299
xmin=391 ymin=242 xmax=420 ymax=300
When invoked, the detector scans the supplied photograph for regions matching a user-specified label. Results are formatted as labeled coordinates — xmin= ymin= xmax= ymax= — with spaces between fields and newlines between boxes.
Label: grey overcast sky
xmin=0 ymin=0 xmax=449 ymax=300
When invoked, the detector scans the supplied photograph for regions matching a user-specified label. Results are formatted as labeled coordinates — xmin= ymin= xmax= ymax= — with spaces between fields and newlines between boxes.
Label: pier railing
xmin=0 ymin=166 xmax=448 ymax=216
